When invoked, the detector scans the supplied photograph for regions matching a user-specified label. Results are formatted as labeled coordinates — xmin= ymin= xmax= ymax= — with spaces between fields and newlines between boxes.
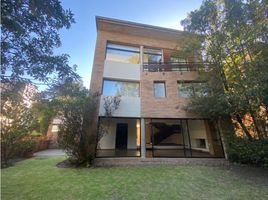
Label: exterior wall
xmin=103 ymin=60 xmax=140 ymax=81
xmin=141 ymin=71 xmax=199 ymax=118
xmin=99 ymin=95 xmax=141 ymax=117
xmin=90 ymin=30 xmax=179 ymax=94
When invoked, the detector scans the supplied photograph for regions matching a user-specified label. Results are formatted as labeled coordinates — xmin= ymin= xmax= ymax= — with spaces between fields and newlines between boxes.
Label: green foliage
xmin=56 ymin=82 xmax=99 ymax=166
xmin=1 ymin=85 xmax=37 ymax=167
xmin=180 ymin=0 xmax=268 ymax=139
xmin=31 ymin=100 xmax=57 ymax=135
xmin=1 ymin=0 xmax=79 ymax=85
xmin=227 ymin=136 xmax=268 ymax=167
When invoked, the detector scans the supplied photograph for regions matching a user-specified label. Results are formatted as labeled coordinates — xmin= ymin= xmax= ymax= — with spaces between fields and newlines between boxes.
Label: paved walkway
xmin=34 ymin=149 xmax=66 ymax=157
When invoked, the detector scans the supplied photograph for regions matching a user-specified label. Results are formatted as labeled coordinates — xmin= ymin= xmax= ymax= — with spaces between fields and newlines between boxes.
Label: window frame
xmin=153 ymin=81 xmax=166 ymax=98
xmin=105 ymin=42 xmax=140 ymax=64
xmin=102 ymin=79 xmax=140 ymax=97
xmin=143 ymin=47 xmax=163 ymax=64
xmin=177 ymin=81 xmax=207 ymax=98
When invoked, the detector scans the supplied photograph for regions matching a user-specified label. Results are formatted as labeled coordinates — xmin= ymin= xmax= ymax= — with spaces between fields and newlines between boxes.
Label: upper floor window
xmin=154 ymin=81 xmax=166 ymax=98
xmin=106 ymin=43 xmax=140 ymax=64
xmin=144 ymin=48 xmax=162 ymax=64
xmin=178 ymin=81 xmax=207 ymax=98
xmin=102 ymin=79 xmax=140 ymax=97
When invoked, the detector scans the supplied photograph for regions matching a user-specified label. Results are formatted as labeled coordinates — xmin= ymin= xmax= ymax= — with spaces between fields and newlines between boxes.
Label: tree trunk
xmin=249 ymin=111 xmax=263 ymax=139
xmin=235 ymin=114 xmax=252 ymax=140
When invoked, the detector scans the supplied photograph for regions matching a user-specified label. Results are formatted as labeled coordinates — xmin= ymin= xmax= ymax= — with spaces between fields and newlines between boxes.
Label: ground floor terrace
xmin=96 ymin=117 xmax=225 ymax=158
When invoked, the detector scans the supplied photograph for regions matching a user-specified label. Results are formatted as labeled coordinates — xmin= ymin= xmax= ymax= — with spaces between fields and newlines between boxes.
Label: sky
xmin=56 ymin=0 xmax=203 ymax=88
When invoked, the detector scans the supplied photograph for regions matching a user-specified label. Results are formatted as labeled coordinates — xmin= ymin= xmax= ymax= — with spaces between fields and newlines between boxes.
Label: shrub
xmin=1 ymin=99 xmax=37 ymax=167
xmin=227 ymin=136 xmax=268 ymax=167
xmin=57 ymin=83 xmax=99 ymax=167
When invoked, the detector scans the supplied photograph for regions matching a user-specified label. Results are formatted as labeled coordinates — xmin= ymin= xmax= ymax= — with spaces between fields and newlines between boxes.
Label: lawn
xmin=1 ymin=157 xmax=268 ymax=200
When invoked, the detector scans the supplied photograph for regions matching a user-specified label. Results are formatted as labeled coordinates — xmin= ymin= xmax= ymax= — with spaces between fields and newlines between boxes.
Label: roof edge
xmin=95 ymin=16 xmax=186 ymax=35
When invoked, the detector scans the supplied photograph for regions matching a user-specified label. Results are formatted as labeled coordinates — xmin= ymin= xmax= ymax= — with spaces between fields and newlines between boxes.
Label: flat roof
xmin=96 ymin=16 xmax=190 ymax=41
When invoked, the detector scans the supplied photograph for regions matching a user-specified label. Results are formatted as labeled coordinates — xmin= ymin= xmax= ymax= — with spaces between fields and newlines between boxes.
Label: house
xmin=90 ymin=16 xmax=225 ymax=159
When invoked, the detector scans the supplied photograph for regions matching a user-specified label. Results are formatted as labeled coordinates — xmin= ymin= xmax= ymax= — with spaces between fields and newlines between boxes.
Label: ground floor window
xmin=145 ymin=119 xmax=225 ymax=158
xmin=96 ymin=117 xmax=141 ymax=157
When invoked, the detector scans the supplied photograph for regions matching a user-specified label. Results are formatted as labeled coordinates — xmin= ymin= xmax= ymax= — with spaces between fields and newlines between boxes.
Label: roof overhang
xmin=96 ymin=16 xmax=190 ymax=41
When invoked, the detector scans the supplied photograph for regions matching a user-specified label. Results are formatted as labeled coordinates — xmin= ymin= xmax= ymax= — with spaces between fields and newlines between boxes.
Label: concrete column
xmin=140 ymin=45 xmax=144 ymax=71
xmin=140 ymin=118 xmax=146 ymax=158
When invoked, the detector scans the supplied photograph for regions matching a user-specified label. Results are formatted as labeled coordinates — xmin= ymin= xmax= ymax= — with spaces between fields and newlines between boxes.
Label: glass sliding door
xmin=146 ymin=118 xmax=225 ymax=158
xmin=96 ymin=117 xmax=141 ymax=157
xmin=151 ymin=119 xmax=184 ymax=157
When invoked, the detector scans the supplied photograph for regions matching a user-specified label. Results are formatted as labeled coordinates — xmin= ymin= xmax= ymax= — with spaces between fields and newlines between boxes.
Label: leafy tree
xmin=31 ymin=100 xmax=57 ymax=135
xmin=1 ymin=82 xmax=37 ymax=167
xmin=55 ymin=82 xmax=99 ymax=166
xmin=179 ymin=0 xmax=268 ymax=139
xmin=1 ymin=0 xmax=79 ymax=85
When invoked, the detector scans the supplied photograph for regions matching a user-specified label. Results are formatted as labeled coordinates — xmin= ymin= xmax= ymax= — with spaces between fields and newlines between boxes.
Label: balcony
xmin=143 ymin=62 xmax=211 ymax=72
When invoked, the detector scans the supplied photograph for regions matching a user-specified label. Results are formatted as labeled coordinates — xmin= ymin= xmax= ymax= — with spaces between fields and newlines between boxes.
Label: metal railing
xmin=143 ymin=62 xmax=211 ymax=72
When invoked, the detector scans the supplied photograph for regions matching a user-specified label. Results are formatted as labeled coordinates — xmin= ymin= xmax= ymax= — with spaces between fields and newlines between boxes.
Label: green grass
xmin=1 ymin=157 xmax=268 ymax=200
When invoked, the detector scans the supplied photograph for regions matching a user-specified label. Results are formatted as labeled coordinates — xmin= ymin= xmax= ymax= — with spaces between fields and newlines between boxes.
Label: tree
xmin=55 ymin=81 xmax=99 ymax=166
xmin=179 ymin=0 xmax=268 ymax=139
xmin=1 ymin=0 xmax=79 ymax=86
xmin=1 ymin=82 xmax=37 ymax=167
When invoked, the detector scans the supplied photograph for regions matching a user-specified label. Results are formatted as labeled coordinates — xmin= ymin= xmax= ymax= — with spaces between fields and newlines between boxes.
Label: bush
xmin=227 ymin=136 xmax=268 ymax=167
xmin=57 ymin=83 xmax=98 ymax=167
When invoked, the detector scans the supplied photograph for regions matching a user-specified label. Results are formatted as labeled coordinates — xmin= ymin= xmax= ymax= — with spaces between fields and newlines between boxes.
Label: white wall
xmin=103 ymin=60 xmax=140 ymax=81
xmin=98 ymin=118 xmax=139 ymax=149
xmin=99 ymin=95 xmax=141 ymax=117
xmin=188 ymin=120 xmax=209 ymax=151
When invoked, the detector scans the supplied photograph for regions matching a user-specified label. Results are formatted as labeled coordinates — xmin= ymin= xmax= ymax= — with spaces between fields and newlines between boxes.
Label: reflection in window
xmin=102 ymin=80 xmax=139 ymax=97
xmin=170 ymin=56 xmax=187 ymax=63
xmin=154 ymin=82 xmax=166 ymax=97
xmin=178 ymin=81 xmax=207 ymax=98
xmin=144 ymin=48 xmax=162 ymax=63
xmin=106 ymin=43 xmax=140 ymax=64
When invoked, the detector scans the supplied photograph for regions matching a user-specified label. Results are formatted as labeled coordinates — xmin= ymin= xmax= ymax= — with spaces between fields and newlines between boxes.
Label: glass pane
xmin=178 ymin=83 xmax=192 ymax=98
xmin=187 ymin=120 xmax=224 ymax=158
xmin=106 ymin=43 xmax=140 ymax=64
xmin=144 ymin=48 xmax=162 ymax=63
xmin=151 ymin=119 xmax=184 ymax=157
xmin=107 ymin=43 xmax=139 ymax=52
xmin=96 ymin=118 xmax=141 ymax=157
xmin=154 ymin=82 xmax=165 ymax=97
xmin=170 ymin=56 xmax=187 ymax=63
xmin=103 ymin=80 xmax=139 ymax=97
xmin=181 ymin=120 xmax=192 ymax=157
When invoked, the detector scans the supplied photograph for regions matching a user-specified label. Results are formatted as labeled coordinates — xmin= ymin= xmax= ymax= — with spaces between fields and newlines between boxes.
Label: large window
xmin=102 ymin=80 xmax=140 ymax=97
xmin=106 ymin=43 xmax=140 ymax=64
xmin=143 ymin=48 xmax=162 ymax=63
xmin=154 ymin=81 xmax=166 ymax=97
xmin=146 ymin=119 xmax=225 ymax=158
xmin=178 ymin=81 xmax=207 ymax=98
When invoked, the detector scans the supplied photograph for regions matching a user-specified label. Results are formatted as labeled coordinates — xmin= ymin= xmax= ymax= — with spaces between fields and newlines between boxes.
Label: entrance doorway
xmin=115 ymin=123 xmax=128 ymax=149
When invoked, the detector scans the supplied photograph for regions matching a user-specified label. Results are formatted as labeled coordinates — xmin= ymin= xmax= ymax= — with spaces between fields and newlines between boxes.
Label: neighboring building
xmin=46 ymin=118 xmax=62 ymax=149
xmin=90 ymin=16 xmax=225 ymax=159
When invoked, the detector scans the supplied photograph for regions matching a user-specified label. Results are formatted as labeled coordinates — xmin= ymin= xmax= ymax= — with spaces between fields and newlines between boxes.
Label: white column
xmin=140 ymin=118 xmax=146 ymax=159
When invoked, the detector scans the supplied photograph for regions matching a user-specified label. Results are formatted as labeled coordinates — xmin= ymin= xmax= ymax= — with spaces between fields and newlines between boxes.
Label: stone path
xmin=34 ymin=149 xmax=66 ymax=157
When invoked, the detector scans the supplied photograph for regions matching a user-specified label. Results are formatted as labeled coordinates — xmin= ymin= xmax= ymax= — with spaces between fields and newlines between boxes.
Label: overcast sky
xmin=56 ymin=0 xmax=203 ymax=88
